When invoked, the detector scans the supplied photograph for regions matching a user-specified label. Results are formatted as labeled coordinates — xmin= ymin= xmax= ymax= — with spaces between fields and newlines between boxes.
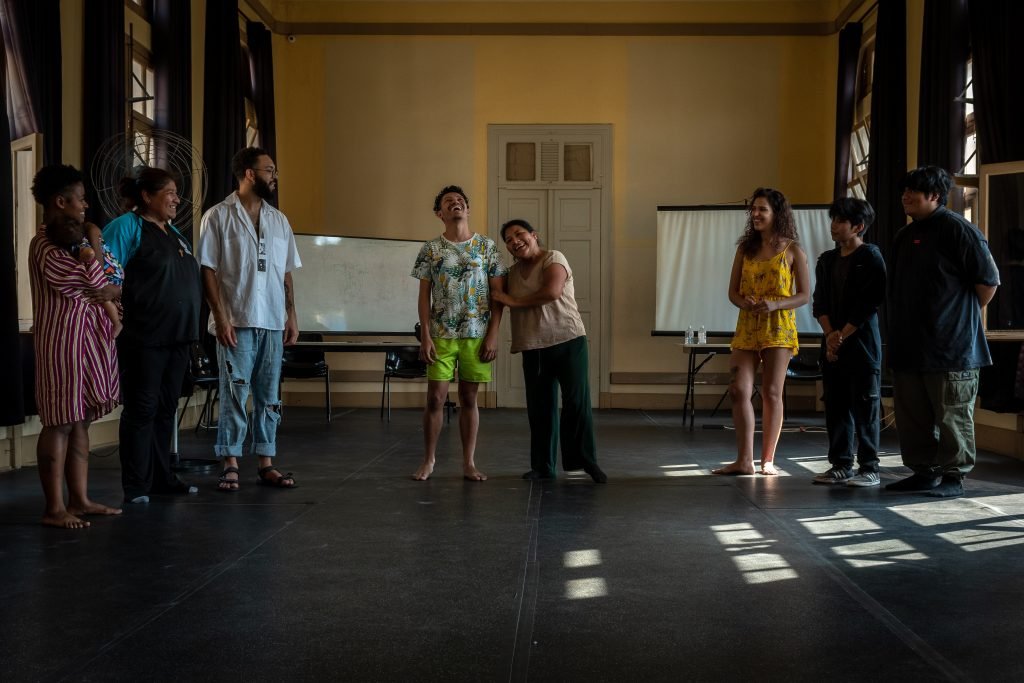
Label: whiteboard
xmin=291 ymin=234 xmax=424 ymax=333
xmin=655 ymin=205 xmax=832 ymax=334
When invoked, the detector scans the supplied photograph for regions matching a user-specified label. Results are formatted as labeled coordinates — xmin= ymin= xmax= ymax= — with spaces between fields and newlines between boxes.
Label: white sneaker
xmin=847 ymin=471 xmax=880 ymax=487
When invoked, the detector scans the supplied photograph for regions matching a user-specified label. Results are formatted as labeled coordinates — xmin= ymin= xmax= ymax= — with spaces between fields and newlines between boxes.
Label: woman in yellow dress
xmin=714 ymin=188 xmax=810 ymax=476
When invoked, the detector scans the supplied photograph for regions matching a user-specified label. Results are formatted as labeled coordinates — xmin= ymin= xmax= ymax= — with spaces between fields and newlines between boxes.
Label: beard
xmin=254 ymin=176 xmax=276 ymax=201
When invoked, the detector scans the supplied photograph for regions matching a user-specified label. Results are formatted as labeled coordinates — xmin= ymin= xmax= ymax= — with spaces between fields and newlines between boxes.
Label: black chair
xmin=172 ymin=337 xmax=220 ymax=473
xmin=281 ymin=332 xmax=332 ymax=422
xmin=784 ymin=352 xmax=823 ymax=410
xmin=380 ymin=324 xmax=454 ymax=422
xmin=381 ymin=346 xmax=429 ymax=421
xmin=177 ymin=336 xmax=219 ymax=434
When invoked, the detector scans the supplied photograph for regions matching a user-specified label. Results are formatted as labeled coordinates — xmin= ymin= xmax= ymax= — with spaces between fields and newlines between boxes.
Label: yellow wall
xmin=274 ymin=30 xmax=836 ymax=380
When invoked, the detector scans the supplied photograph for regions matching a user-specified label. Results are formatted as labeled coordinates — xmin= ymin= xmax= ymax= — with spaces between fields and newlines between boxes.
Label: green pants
xmin=521 ymin=336 xmax=597 ymax=475
xmin=892 ymin=370 xmax=979 ymax=476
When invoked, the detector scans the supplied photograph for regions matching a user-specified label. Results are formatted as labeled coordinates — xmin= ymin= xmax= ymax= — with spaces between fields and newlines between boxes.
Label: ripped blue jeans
xmin=214 ymin=328 xmax=283 ymax=458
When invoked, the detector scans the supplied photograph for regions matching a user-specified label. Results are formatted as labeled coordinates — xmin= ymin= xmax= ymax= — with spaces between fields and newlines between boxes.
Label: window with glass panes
xmin=847 ymin=27 xmax=875 ymax=199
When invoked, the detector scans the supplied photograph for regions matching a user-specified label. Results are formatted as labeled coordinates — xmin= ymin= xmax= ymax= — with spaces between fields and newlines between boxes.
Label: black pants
xmin=522 ymin=336 xmax=597 ymax=475
xmin=822 ymin=360 xmax=880 ymax=472
xmin=117 ymin=341 xmax=190 ymax=498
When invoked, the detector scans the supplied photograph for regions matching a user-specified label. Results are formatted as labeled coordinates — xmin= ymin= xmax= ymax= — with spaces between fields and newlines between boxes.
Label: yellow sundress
xmin=731 ymin=243 xmax=799 ymax=354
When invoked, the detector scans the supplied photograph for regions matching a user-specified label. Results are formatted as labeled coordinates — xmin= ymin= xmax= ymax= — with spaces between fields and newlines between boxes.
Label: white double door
xmin=493 ymin=188 xmax=602 ymax=408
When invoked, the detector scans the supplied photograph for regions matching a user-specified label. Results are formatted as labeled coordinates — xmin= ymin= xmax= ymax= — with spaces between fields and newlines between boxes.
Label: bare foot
xmin=67 ymin=500 xmax=123 ymax=516
xmin=712 ymin=462 xmax=755 ymax=475
xmin=463 ymin=468 xmax=487 ymax=482
xmin=412 ymin=460 xmax=435 ymax=481
xmin=760 ymin=462 xmax=779 ymax=476
xmin=42 ymin=511 xmax=91 ymax=529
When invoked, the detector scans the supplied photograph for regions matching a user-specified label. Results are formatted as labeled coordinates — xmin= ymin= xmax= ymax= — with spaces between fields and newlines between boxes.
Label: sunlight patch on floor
xmin=663 ymin=464 xmax=711 ymax=477
xmin=786 ymin=455 xmax=829 ymax=473
xmin=889 ymin=497 xmax=1008 ymax=527
xmin=712 ymin=523 xmax=797 ymax=583
xmin=830 ymin=538 xmax=928 ymax=567
xmin=797 ymin=510 xmax=883 ymax=539
xmin=565 ymin=577 xmax=608 ymax=599
xmin=937 ymin=525 xmax=1024 ymax=552
xmin=731 ymin=553 xmax=799 ymax=584
xmin=563 ymin=549 xmax=602 ymax=568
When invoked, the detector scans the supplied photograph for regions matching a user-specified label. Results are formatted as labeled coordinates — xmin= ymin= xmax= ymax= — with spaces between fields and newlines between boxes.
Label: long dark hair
xmin=117 ymin=166 xmax=176 ymax=212
xmin=736 ymin=187 xmax=798 ymax=257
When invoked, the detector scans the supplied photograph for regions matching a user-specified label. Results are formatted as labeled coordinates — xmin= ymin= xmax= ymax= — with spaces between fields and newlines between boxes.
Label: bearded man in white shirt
xmin=198 ymin=147 xmax=301 ymax=492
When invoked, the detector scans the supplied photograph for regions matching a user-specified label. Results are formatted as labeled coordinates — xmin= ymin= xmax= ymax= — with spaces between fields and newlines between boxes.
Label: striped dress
xmin=29 ymin=235 xmax=119 ymax=426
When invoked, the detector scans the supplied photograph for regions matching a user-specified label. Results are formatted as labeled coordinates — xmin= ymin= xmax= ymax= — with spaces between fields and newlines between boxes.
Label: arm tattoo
xmin=284 ymin=278 xmax=295 ymax=313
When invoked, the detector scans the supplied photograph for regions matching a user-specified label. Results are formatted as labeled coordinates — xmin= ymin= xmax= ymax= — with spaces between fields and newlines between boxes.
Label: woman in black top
xmin=102 ymin=167 xmax=202 ymax=504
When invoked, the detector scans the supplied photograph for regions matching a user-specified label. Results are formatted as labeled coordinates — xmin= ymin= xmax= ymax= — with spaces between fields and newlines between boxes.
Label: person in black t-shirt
xmin=812 ymin=198 xmax=886 ymax=488
xmin=103 ymin=167 xmax=203 ymax=504
xmin=886 ymin=166 xmax=1000 ymax=498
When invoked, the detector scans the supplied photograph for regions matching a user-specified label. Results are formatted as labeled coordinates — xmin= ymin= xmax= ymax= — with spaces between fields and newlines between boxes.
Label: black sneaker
xmin=522 ymin=470 xmax=555 ymax=480
xmin=884 ymin=473 xmax=941 ymax=492
xmin=584 ymin=465 xmax=608 ymax=484
xmin=813 ymin=466 xmax=854 ymax=485
xmin=927 ymin=474 xmax=964 ymax=498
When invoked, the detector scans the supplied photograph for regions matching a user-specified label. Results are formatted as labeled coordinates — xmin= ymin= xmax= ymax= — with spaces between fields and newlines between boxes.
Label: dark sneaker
xmin=884 ymin=473 xmax=941 ymax=492
xmin=522 ymin=470 xmax=555 ymax=480
xmin=846 ymin=471 xmax=880 ymax=487
xmin=927 ymin=474 xmax=964 ymax=498
xmin=813 ymin=466 xmax=853 ymax=485
xmin=584 ymin=465 xmax=608 ymax=484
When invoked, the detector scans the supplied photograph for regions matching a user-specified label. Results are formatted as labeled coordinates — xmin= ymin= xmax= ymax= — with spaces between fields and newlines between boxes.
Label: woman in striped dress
xmin=29 ymin=165 xmax=121 ymax=529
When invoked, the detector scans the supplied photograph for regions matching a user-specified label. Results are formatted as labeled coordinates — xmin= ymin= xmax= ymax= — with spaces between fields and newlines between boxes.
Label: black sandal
xmin=257 ymin=466 xmax=296 ymax=488
xmin=218 ymin=466 xmax=240 ymax=492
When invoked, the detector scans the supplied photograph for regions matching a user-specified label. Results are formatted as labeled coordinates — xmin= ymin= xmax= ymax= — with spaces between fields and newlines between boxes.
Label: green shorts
xmin=428 ymin=337 xmax=492 ymax=383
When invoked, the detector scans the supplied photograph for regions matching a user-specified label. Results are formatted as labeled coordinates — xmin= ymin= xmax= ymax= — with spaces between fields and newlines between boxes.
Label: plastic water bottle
xmin=685 ymin=324 xmax=694 ymax=345
xmin=698 ymin=325 xmax=707 ymax=344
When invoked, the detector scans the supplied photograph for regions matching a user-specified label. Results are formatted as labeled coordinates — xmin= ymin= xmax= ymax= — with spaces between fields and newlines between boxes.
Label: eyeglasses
xmin=252 ymin=166 xmax=279 ymax=178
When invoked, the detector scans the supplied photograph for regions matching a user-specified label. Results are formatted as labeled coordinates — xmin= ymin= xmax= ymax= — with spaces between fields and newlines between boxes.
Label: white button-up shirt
xmin=197 ymin=192 xmax=302 ymax=332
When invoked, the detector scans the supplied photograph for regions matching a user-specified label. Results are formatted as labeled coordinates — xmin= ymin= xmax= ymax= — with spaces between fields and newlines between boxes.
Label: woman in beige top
xmin=492 ymin=219 xmax=606 ymax=483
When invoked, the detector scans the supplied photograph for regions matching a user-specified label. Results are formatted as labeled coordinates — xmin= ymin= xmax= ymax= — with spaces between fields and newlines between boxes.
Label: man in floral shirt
xmin=410 ymin=185 xmax=506 ymax=481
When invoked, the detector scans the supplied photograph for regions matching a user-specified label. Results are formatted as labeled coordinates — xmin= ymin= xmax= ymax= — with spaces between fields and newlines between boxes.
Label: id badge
xmin=257 ymin=237 xmax=267 ymax=272
xmin=258 ymin=258 xmax=267 ymax=272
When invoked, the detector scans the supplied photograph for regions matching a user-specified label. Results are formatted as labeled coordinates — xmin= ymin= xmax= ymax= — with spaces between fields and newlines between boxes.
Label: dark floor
xmin=2 ymin=407 xmax=1024 ymax=682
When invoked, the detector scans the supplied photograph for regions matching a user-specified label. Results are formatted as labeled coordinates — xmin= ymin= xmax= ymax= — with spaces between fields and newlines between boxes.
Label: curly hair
xmin=31 ymin=164 xmax=84 ymax=206
xmin=433 ymin=185 xmax=469 ymax=212
xmin=736 ymin=187 xmax=798 ymax=257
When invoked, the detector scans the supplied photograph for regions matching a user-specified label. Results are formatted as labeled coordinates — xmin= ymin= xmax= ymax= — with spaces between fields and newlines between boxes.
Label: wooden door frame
xmin=487 ymin=123 xmax=613 ymax=405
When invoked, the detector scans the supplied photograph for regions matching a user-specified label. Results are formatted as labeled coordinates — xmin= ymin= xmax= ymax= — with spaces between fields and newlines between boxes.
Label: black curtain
xmin=0 ymin=25 xmax=24 ymax=425
xmin=82 ymin=0 xmax=125 ymax=227
xmin=152 ymin=0 xmax=191 ymax=141
xmin=917 ymin=0 xmax=967 ymax=171
xmin=968 ymin=0 xmax=1024 ymax=411
xmin=247 ymin=21 xmax=276 ymax=167
xmin=152 ymin=0 xmax=195 ymax=242
xmin=864 ymin=0 xmax=907 ymax=264
xmin=202 ymin=0 xmax=245 ymax=212
xmin=0 ymin=0 xmax=62 ymax=164
xmin=833 ymin=21 xmax=862 ymax=199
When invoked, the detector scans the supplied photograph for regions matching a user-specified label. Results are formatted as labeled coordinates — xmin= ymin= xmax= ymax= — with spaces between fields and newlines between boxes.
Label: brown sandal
xmin=218 ymin=466 xmax=240 ymax=492
xmin=257 ymin=466 xmax=296 ymax=488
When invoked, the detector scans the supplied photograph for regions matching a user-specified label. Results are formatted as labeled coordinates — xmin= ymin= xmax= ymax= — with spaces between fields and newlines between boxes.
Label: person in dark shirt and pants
xmin=812 ymin=197 xmax=886 ymax=487
xmin=886 ymin=166 xmax=1000 ymax=498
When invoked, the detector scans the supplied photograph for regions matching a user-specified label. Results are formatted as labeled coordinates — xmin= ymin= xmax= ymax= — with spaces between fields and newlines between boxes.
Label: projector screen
xmin=655 ymin=205 xmax=832 ymax=334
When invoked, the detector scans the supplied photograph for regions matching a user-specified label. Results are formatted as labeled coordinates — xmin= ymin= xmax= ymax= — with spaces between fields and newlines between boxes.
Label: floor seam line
xmin=508 ymin=482 xmax=542 ymax=683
